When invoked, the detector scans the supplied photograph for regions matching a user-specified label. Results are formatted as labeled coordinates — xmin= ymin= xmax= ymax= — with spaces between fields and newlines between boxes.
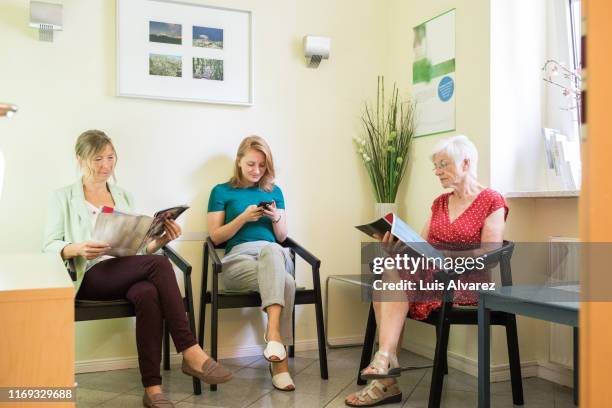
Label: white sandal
xmin=360 ymin=351 xmax=401 ymax=380
xmin=359 ymin=351 xmax=431 ymax=380
xmin=263 ymin=333 xmax=287 ymax=362
xmin=268 ymin=363 xmax=295 ymax=391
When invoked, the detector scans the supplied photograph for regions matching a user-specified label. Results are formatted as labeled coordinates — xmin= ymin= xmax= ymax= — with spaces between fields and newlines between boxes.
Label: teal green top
xmin=207 ymin=182 xmax=285 ymax=254
xmin=42 ymin=180 xmax=135 ymax=292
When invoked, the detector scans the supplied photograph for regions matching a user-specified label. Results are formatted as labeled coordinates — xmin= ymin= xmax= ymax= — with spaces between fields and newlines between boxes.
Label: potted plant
xmin=354 ymin=76 xmax=416 ymax=217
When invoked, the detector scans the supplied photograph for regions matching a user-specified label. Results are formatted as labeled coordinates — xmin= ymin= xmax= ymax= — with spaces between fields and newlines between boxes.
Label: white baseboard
xmin=537 ymin=361 xmax=574 ymax=388
xmin=325 ymin=335 xmax=364 ymax=347
xmin=402 ymin=340 xmax=539 ymax=383
xmin=76 ymin=355 xmax=165 ymax=374
xmin=76 ymin=336 xmax=573 ymax=390
xmin=76 ymin=337 xmax=328 ymax=374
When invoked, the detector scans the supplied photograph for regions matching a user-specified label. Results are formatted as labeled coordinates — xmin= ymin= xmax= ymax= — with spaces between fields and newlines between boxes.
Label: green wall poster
xmin=413 ymin=9 xmax=456 ymax=137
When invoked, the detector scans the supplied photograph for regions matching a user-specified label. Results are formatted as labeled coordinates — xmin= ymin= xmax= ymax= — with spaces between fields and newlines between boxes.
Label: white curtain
xmin=544 ymin=0 xmax=580 ymax=140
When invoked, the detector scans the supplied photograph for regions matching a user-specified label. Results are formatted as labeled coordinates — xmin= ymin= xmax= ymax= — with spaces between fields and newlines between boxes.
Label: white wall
xmin=0 ymin=0 xmax=390 ymax=364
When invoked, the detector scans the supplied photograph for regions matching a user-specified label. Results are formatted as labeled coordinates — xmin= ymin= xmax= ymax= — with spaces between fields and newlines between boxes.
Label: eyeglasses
xmin=432 ymin=160 xmax=450 ymax=171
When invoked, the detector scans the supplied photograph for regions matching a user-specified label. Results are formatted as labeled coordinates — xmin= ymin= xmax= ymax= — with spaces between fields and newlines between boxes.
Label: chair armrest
xmin=162 ymin=245 xmax=192 ymax=276
xmin=205 ymin=237 xmax=223 ymax=272
xmin=281 ymin=237 xmax=321 ymax=268
xmin=479 ymin=242 xmax=512 ymax=268
xmin=434 ymin=240 xmax=514 ymax=281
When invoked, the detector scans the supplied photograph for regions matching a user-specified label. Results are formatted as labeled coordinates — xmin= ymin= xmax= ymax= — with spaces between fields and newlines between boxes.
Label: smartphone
xmin=258 ymin=201 xmax=273 ymax=210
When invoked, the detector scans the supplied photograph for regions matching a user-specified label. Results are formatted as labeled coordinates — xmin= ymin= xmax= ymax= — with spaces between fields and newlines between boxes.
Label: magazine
xmin=91 ymin=205 xmax=189 ymax=257
xmin=355 ymin=212 xmax=444 ymax=260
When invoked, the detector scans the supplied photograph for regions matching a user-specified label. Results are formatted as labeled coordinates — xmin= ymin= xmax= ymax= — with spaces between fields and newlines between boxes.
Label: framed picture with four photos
xmin=117 ymin=0 xmax=253 ymax=106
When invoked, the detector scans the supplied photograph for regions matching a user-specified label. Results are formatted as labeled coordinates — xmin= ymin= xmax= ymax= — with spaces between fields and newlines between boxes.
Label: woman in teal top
xmin=43 ymin=130 xmax=232 ymax=408
xmin=207 ymin=135 xmax=296 ymax=392
xmin=208 ymin=181 xmax=285 ymax=253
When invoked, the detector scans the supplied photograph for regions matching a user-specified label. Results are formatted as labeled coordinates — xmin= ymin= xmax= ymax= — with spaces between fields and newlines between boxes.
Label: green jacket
xmin=42 ymin=180 xmax=135 ymax=292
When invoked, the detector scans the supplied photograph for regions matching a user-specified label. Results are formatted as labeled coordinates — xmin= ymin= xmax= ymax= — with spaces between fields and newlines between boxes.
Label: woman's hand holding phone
xmin=241 ymin=204 xmax=263 ymax=223
xmin=260 ymin=200 xmax=279 ymax=222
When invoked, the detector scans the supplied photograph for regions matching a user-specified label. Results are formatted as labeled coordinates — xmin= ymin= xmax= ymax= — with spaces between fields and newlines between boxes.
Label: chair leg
xmin=185 ymin=291 xmax=201 ymax=395
xmin=357 ymin=303 xmax=377 ymax=385
xmin=199 ymin=245 xmax=209 ymax=349
xmin=288 ymin=306 xmax=295 ymax=358
xmin=313 ymin=268 xmax=328 ymax=380
xmin=435 ymin=326 xmax=449 ymax=375
xmin=196 ymin=291 xmax=207 ymax=395
xmin=428 ymin=301 xmax=452 ymax=408
xmin=505 ymin=314 xmax=524 ymax=405
xmin=210 ymin=294 xmax=218 ymax=392
xmin=163 ymin=321 xmax=170 ymax=371
xmin=198 ymin=298 xmax=207 ymax=350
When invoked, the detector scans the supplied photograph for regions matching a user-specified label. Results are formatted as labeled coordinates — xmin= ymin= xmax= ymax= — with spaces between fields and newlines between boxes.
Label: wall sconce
xmin=303 ymin=36 xmax=330 ymax=68
xmin=30 ymin=1 xmax=63 ymax=42
xmin=0 ymin=102 xmax=17 ymax=201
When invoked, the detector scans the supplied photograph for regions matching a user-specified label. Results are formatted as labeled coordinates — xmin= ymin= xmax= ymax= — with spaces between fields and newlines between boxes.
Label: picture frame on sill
xmin=116 ymin=0 xmax=253 ymax=106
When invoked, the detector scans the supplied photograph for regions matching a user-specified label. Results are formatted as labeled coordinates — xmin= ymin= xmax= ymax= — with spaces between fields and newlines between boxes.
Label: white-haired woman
xmin=345 ymin=135 xmax=508 ymax=407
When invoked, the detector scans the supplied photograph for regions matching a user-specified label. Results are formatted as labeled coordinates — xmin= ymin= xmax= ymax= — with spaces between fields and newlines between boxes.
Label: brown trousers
xmin=76 ymin=255 xmax=197 ymax=387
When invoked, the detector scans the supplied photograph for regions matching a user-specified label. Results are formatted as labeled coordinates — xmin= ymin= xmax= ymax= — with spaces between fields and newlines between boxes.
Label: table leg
xmin=574 ymin=327 xmax=579 ymax=406
xmin=325 ymin=276 xmax=364 ymax=348
xmin=324 ymin=276 xmax=331 ymax=347
xmin=478 ymin=296 xmax=491 ymax=408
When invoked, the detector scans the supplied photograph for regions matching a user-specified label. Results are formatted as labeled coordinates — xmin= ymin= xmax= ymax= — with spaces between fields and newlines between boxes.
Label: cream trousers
xmin=221 ymin=241 xmax=295 ymax=345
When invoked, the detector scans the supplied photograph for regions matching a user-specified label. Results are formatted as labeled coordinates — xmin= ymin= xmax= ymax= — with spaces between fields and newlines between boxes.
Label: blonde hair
xmin=75 ymin=129 xmax=117 ymax=181
xmin=431 ymin=134 xmax=479 ymax=179
xmin=230 ymin=135 xmax=275 ymax=192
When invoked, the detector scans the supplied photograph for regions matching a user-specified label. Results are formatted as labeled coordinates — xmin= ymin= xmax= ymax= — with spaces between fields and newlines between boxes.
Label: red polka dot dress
xmin=407 ymin=188 xmax=509 ymax=320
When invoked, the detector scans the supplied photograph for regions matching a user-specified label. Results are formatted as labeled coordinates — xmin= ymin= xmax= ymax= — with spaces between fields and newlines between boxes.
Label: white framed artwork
xmin=117 ymin=0 xmax=253 ymax=106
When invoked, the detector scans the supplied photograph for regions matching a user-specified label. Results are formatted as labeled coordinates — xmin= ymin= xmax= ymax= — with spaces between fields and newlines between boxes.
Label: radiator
xmin=548 ymin=237 xmax=579 ymax=367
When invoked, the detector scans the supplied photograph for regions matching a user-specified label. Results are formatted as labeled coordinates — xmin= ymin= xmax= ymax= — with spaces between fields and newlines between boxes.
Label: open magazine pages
xmin=91 ymin=205 xmax=189 ymax=257
xmin=92 ymin=209 xmax=152 ymax=257
xmin=355 ymin=213 xmax=445 ymax=260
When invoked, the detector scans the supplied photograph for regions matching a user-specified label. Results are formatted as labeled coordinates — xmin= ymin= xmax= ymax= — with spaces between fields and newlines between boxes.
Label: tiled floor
xmin=75 ymin=347 xmax=575 ymax=407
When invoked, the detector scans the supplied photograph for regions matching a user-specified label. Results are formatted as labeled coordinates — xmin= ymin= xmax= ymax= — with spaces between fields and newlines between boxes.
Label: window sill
xmin=504 ymin=190 xmax=580 ymax=198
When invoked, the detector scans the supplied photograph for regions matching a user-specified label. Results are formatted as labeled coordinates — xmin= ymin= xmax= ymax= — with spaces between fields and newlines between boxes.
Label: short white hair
xmin=431 ymin=134 xmax=479 ymax=179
